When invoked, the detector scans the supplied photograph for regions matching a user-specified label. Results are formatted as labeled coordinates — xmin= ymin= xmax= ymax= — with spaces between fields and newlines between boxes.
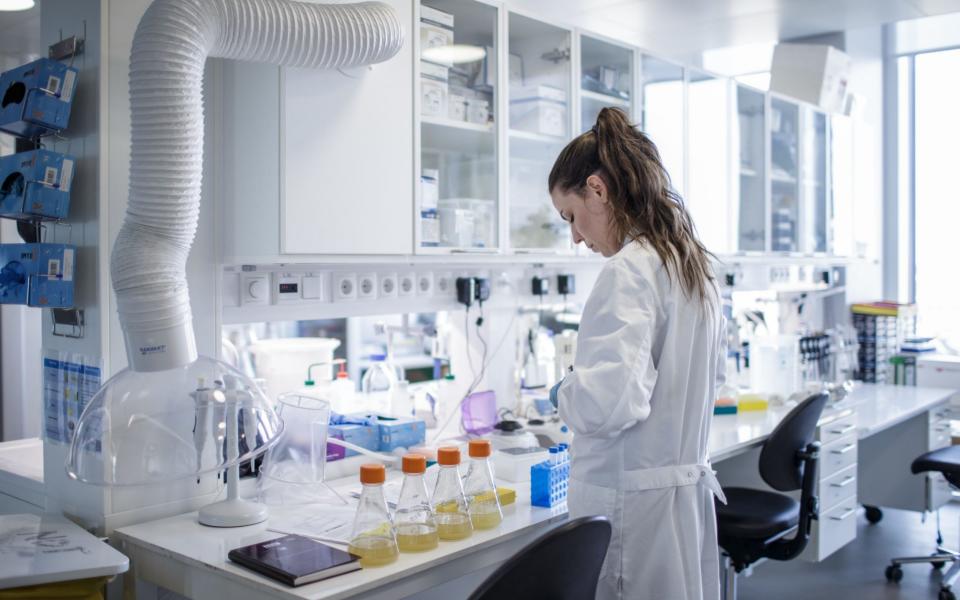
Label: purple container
xmin=461 ymin=390 xmax=497 ymax=436
xmin=325 ymin=431 xmax=346 ymax=462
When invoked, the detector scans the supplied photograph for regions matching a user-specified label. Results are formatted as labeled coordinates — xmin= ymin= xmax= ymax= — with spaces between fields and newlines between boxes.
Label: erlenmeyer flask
xmin=347 ymin=464 xmax=399 ymax=567
xmin=431 ymin=446 xmax=473 ymax=541
xmin=463 ymin=439 xmax=502 ymax=529
xmin=257 ymin=392 xmax=345 ymax=505
xmin=395 ymin=454 xmax=439 ymax=552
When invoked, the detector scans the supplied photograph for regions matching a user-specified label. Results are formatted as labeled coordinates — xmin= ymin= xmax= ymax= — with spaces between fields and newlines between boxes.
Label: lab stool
xmin=884 ymin=445 xmax=960 ymax=600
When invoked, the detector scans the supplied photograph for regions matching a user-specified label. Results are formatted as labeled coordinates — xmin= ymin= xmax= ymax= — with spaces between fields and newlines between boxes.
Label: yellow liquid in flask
xmin=348 ymin=536 xmax=399 ymax=567
xmin=435 ymin=511 xmax=473 ymax=540
xmin=396 ymin=523 xmax=440 ymax=552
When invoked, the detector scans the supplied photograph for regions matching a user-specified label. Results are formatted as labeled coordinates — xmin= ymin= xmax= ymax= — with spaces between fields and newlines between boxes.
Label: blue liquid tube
xmin=549 ymin=446 xmax=560 ymax=466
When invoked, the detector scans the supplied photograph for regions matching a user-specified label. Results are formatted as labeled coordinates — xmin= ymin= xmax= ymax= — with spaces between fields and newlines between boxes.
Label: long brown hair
xmin=548 ymin=107 xmax=715 ymax=303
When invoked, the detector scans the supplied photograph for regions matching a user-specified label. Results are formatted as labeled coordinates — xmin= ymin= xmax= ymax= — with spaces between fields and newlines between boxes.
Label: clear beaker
xmin=395 ymin=454 xmax=439 ymax=552
xmin=348 ymin=464 xmax=399 ymax=567
xmin=257 ymin=392 xmax=345 ymax=506
xmin=462 ymin=439 xmax=502 ymax=530
xmin=431 ymin=446 xmax=473 ymax=541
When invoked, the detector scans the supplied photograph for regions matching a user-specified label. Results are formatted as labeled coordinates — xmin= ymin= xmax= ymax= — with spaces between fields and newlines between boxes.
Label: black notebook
xmin=228 ymin=534 xmax=361 ymax=586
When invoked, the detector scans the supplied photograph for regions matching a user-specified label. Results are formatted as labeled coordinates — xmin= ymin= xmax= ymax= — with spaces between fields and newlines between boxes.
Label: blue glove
xmin=549 ymin=378 xmax=563 ymax=409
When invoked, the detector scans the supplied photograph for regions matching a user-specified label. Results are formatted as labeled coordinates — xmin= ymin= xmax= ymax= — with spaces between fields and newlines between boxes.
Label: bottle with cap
xmin=558 ymin=443 xmax=569 ymax=463
xmin=391 ymin=380 xmax=415 ymax=418
xmin=362 ymin=354 xmax=398 ymax=413
xmin=431 ymin=446 xmax=473 ymax=541
xmin=394 ymin=454 xmax=439 ymax=552
xmin=330 ymin=362 xmax=355 ymax=414
xmin=462 ymin=439 xmax=502 ymax=530
xmin=549 ymin=446 xmax=560 ymax=466
xmin=347 ymin=464 xmax=399 ymax=567
xmin=435 ymin=373 xmax=459 ymax=434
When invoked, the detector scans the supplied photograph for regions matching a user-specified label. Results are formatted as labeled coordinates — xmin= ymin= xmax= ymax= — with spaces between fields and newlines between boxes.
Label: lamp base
xmin=198 ymin=498 xmax=269 ymax=527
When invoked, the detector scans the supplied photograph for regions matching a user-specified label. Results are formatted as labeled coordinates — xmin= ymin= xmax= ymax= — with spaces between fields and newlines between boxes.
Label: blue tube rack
xmin=530 ymin=458 xmax=570 ymax=508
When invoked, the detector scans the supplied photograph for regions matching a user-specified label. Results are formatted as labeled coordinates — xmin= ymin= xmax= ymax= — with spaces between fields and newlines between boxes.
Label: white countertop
xmin=0 ymin=513 xmax=128 ymax=589
xmin=708 ymin=383 xmax=956 ymax=461
xmin=114 ymin=479 xmax=565 ymax=600
xmin=67 ymin=384 xmax=960 ymax=598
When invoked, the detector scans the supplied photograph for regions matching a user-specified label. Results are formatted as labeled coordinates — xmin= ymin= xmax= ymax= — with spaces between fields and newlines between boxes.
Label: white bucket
xmin=248 ymin=338 xmax=341 ymax=402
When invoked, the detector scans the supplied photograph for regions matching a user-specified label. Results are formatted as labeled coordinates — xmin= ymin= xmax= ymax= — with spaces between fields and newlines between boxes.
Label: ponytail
xmin=548 ymin=107 xmax=715 ymax=303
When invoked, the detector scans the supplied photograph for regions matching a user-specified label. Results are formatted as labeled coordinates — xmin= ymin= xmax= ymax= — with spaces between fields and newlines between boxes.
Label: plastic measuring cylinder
xmin=395 ymin=454 xmax=439 ymax=552
xmin=347 ymin=464 xmax=399 ymax=567
xmin=431 ymin=446 xmax=473 ymax=541
xmin=463 ymin=439 xmax=502 ymax=530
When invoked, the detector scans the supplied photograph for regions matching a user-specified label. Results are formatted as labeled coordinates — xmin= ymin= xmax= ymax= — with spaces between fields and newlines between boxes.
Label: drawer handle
xmin=830 ymin=508 xmax=857 ymax=521
xmin=830 ymin=424 xmax=856 ymax=435
xmin=830 ymin=475 xmax=856 ymax=488
xmin=831 ymin=443 xmax=856 ymax=455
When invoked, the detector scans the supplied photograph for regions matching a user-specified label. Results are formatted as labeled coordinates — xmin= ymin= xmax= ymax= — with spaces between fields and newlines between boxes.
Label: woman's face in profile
xmin=551 ymin=174 xmax=621 ymax=257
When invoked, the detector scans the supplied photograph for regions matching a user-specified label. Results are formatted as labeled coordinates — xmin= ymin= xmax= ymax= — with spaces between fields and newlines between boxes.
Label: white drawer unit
xmin=820 ymin=434 xmax=858 ymax=479
xmin=929 ymin=408 xmax=952 ymax=451
xmin=818 ymin=413 xmax=857 ymax=446
xmin=801 ymin=499 xmax=859 ymax=562
xmin=819 ymin=464 xmax=857 ymax=511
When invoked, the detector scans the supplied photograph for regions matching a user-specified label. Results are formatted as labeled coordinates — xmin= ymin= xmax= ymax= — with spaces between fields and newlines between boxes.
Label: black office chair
xmin=715 ymin=392 xmax=829 ymax=600
xmin=467 ymin=516 xmax=612 ymax=600
xmin=884 ymin=445 xmax=960 ymax=600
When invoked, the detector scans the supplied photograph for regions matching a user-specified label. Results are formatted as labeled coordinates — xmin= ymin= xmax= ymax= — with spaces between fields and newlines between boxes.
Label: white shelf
xmin=421 ymin=117 xmax=494 ymax=153
xmin=580 ymin=89 xmax=630 ymax=107
xmin=508 ymin=128 xmax=567 ymax=161
xmin=740 ymin=167 xmax=760 ymax=177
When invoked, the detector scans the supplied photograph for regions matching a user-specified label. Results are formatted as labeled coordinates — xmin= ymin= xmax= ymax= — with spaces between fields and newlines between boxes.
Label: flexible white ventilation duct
xmin=112 ymin=0 xmax=403 ymax=372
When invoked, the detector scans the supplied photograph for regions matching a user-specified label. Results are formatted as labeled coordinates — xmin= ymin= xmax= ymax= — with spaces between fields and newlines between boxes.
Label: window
xmin=911 ymin=48 xmax=960 ymax=343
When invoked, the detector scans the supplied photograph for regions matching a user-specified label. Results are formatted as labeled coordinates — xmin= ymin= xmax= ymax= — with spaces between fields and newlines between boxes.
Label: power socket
xmin=398 ymin=272 xmax=416 ymax=296
xmin=333 ymin=273 xmax=357 ymax=301
xmin=358 ymin=273 xmax=377 ymax=299
xmin=436 ymin=272 xmax=453 ymax=297
xmin=417 ymin=272 xmax=434 ymax=296
xmin=380 ymin=272 xmax=398 ymax=298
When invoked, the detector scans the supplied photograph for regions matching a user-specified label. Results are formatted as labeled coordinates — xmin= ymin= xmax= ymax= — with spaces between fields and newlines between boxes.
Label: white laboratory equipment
xmin=750 ymin=334 xmax=801 ymax=403
xmin=362 ymin=354 xmax=399 ymax=413
xmin=248 ymin=338 xmax=341 ymax=403
xmin=554 ymin=329 xmax=577 ymax=381
xmin=391 ymin=380 xmax=415 ymax=417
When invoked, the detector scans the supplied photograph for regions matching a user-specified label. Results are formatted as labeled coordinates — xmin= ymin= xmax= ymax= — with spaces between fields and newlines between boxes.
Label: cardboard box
xmin=327 ymin=421 xmax=379 ymax=457
xmin=374 ymin=415 xmax=426 ymax=451
xmin=420 ymin=6 xmax=454 ymax=53
xmin=0 ymin=58 xmax=79 ymax=138
xmin=0 ymin=149 xmax=75 ymax=221
xmin=770 ymin=43 xmax=851 ymax=114
xmin=421 ymin=60 xmax=449 ymax=117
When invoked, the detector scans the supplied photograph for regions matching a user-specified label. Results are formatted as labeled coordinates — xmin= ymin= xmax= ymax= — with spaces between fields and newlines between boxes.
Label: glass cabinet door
xmin=734 ymin=85 xmax=767 ymax=252
xmin=800 ymin=107 xmax=829 ymax=253
xmin=686 ymin=70 xmax=732 ymax=254
xmin=507 ymin=13 xmax=572 ymax=251
xmin=418 ymin=0 xmax=498 ymax=251
xmin=579 ymin=35 xmax=633 ymax=132
xmin=640 ymin=55 xmax=685 ymax=197
xmin=769 ymin=96 xmax=800 ymax=252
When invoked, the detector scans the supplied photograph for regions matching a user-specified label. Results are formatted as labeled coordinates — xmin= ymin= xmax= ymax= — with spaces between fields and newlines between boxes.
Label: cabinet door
xmin=640 ymin=55 xmax=684 ymax=197
xmin=769 ymin=96 xmax=800 ymax=253
xmin=800 ymin=107 xmax=830 ymax=254
xmin=417 ymin=0 xmax=499 ymax=252
xmin=831 ymin=115 xmax=855 ymax=257
xmin=281 ymin=0 xmax=413 ymax=254
xmin=579 ymin=34 xmax=634 ymax=132
xmin=687 ymin=70 xmax=732 ymax=254
xmin=507 ymin=13 xmax=573 ymax=252
xmin=734 ymin=85 xmax=767 ymax=252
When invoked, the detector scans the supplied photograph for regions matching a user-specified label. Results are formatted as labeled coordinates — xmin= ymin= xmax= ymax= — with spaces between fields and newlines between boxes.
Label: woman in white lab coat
xmin=549 ymin=107 xmax=726 ymax=600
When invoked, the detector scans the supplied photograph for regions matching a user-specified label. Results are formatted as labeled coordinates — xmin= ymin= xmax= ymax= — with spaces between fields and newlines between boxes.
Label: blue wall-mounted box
xmin=0 ymin=58 xmax=79 ymax=139
xmin=0 ymin=149 xmax=75 ymax=220
xmin=0 ymin=243 xmax=75 ymax=307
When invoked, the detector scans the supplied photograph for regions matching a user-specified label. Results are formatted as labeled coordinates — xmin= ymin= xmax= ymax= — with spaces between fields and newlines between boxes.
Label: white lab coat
xmin=558 ymin=240 xmax=726 ymax=600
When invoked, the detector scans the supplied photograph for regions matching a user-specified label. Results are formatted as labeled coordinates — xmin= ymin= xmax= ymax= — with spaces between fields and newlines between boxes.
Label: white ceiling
xmin=506 ymin=0 xmax=960 ymax=60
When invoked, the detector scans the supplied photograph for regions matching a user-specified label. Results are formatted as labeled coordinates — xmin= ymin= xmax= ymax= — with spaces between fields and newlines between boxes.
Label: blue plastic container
xmin=0 ymin=243 xmax=76 ymax=307
xmin=0 ymin=149 xmax=75 ymax=220
xmin=0 ymin=58 xmax=79 ymax=138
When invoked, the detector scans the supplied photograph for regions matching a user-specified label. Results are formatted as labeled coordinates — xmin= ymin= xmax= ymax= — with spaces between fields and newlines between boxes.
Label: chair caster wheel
xmin=938 ymin=588 xmax=956 ymax=600
xmin=885 ymin=565 xmax=903 ymax=582
xmin=865 ymin=506 xmax=883 ymax=524
xmin=932 ymin=558 xmax=947 ymax=570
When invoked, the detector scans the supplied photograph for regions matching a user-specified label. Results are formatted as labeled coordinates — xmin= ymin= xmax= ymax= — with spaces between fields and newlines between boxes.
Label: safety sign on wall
xmin=43 ymin=351 xmax=102 ymax=450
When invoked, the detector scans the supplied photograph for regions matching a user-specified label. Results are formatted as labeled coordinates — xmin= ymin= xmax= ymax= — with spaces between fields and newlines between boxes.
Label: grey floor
xmin=739 ymin=503 xmax=960 ymax=599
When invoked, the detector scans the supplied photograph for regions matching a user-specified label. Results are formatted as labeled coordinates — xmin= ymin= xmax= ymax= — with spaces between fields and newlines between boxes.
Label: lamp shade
xmin=66 ymin=355 xmax=282 ymax=487
xmin=0 ymin=0 xmax=35 ymax=11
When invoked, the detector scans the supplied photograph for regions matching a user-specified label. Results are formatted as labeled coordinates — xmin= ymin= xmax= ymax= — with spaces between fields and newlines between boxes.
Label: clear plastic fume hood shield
xmin=65 ymin=0 xmax=403 ymax=494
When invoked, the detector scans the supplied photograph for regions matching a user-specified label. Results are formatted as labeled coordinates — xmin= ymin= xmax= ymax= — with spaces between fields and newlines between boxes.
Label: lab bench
xmin=4 ymin=384 xmax=955 ymax=599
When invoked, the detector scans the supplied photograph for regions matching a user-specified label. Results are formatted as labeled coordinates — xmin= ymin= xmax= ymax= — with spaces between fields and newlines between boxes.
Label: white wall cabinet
xmin=281 ymin=0 xmax=414 ymax=255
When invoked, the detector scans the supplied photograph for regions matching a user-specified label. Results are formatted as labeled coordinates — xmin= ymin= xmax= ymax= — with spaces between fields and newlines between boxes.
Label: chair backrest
xmin=468 ymin=516 xmax=612 ymax=600
xmin=759 ymin=392 xmax=830 ymax=491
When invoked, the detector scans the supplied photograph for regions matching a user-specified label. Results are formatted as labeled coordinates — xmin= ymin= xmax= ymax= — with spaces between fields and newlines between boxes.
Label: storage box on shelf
xmin=852 ymin=303 xmax=918 ymax=384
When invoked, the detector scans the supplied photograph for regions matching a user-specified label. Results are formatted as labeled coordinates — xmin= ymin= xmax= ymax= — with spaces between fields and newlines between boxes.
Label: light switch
xmin=303 ymin=276 xmax=322 ymax=300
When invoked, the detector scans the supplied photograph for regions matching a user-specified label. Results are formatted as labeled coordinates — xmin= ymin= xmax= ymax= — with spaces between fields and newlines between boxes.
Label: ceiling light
xmin=0 ymin=0 xmax=35 ymax=11
xmin=422 ymin=44 xmax=486 ymax=65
